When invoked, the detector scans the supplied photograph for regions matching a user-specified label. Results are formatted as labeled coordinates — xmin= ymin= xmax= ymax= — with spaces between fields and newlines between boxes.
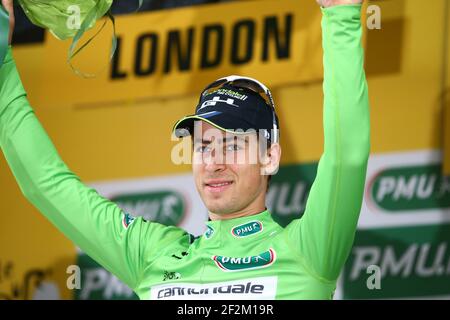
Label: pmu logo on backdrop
xmin=344 ymin=224 xmax=450 ymax=299
xmin=75 ymin=254 xmax=137 ymax=300
xmin=266 ymin=163 xmax=317 ymax=227
xmin=111 ymin=190 xmax=186 ymax=226
xmin=111 ymin=14 xmax=292 ymax=79
xmin=368 ymin=164 xmax=450 ymax=211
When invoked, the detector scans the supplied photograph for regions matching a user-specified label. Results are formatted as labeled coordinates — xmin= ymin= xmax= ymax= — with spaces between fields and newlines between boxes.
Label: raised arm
xmin=285 ymin=2 xmax=370 ymax=281
xmin=0 ymin=4 xmax=187 ymax=290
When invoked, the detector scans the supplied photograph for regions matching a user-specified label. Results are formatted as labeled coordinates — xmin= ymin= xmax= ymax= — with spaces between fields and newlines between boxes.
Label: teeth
xmin=209 ymin=182 xmax=231 ymax=187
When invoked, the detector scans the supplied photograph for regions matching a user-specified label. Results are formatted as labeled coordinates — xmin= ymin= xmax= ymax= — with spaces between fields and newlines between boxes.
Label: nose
xmin=204 ymin=147 xmax=226 ymax=173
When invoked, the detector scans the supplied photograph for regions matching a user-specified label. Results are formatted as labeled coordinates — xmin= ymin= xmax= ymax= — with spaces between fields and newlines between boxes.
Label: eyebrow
xmin=193 ymin=136 xmax=249 ymax=145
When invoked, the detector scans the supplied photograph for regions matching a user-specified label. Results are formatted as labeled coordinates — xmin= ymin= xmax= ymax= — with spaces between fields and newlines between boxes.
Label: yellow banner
xmin=33 ymin=0 xmax=323 ymax=108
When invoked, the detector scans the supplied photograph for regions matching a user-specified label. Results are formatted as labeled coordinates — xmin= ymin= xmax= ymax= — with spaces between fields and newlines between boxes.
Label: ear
xmin=261 ymin=143 xmax=281 ymax=176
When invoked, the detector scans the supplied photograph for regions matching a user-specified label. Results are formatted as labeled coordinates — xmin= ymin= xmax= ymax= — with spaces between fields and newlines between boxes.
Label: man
xmin=0 ymin=0 xmax=369 ymax=299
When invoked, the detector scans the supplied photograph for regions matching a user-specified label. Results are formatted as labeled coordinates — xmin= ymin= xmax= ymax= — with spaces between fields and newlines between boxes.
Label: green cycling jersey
xmin=0 ymin=4 xmax=370 ymax=299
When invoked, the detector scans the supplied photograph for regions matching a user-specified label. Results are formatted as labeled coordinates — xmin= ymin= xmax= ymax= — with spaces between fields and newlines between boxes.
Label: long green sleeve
xmin=0 ymin=46 xmax=188 ymax=290
xmin=285 ymin=4 xmax=370 ymax=282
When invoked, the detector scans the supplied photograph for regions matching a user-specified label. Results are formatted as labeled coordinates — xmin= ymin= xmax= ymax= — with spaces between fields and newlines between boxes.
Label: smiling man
xmin=174 ymin=78 xmax=283 ymax=220
xmin=0 ymin=0 xmax=369 ymax=299
xmin=191 ymin=123 xmax=274 ymax=220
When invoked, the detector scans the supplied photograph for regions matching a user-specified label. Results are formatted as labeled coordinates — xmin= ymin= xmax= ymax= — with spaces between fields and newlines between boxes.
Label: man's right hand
xmin=1 ymin=0 xmax=14 ymax=44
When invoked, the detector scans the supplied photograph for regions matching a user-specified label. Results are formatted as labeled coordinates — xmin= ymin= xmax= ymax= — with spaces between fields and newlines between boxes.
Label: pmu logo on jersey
xmin=122 ymin=213 xmax=136 ymax=229
xmin=212 ymin=249 xmax=276 ymax=272
xmin=368 ymin=164 xmax=450 ymax=211
xmin=231 ymin=221 xmax=263 ymax=238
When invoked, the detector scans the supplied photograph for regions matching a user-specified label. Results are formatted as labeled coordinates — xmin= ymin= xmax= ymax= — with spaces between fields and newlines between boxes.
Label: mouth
xmin=204 ymin=180 xmax=234 ymax=193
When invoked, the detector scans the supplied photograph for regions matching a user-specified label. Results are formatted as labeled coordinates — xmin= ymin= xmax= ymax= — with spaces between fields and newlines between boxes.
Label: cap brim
xmin=172 ymin=114 xmax=235 ymax=138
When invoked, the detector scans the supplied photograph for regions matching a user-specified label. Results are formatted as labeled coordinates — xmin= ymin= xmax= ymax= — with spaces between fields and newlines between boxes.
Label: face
xmin=192 ymin=121 xmax=280 ymax=218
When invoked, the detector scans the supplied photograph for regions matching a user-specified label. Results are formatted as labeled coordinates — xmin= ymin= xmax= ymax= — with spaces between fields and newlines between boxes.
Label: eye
xmin=195 ymin=145 xmax=212 ymax=153
xmin=225 ymin=143 xmax=242 ymax=152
